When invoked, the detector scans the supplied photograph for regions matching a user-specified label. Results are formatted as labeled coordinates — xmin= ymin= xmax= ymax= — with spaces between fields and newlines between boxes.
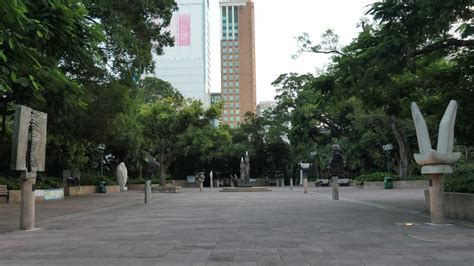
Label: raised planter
xmin=106 ymin=185 xmax=120 ymax=193
xmin=67 ymin=186 xmax=97 ymax=196
xmin=127 ymin=184 xmax=160 ymax=190
xmin=425 ymin=189 xmax=474 ymax=222
xmin=5 ymin=188 xmax=64 ymax=203
xmin=152 ymin=186 xmax=182 ymax=193
xmin=363 ymin=180 xmax=428 ymax=189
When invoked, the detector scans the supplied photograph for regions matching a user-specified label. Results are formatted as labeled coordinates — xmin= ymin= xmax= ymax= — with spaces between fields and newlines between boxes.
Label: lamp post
xmin=98 ymin=143 xmax=106 ymax=176
xmin=382 ymin=144 xmax=393 ymax=172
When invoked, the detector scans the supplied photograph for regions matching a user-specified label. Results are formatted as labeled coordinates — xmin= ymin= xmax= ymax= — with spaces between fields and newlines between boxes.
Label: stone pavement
xmin=1 ymin=187 xmax=474 ymax=265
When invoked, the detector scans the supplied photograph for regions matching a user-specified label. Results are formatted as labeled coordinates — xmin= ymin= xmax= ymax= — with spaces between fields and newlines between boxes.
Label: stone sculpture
xmin=411 ymin=100 xmax=460 ymax=224
xmin=411 ymin=100 xmax=460 ymax=174
xmin=116 ymin=162 xmax=128 ymax=191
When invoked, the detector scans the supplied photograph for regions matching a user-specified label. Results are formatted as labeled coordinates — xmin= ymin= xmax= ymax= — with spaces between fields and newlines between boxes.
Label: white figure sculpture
xmin=411 ymin=100 xmax=461 ymax=173
xmin=116 ymin=162 xmax=128 ymax=191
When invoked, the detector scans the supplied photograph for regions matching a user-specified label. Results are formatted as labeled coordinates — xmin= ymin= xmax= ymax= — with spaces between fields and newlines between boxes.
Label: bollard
xmin=429 ymin=174 xmax=445 ymax=224
xmin=200 ymin=180 xmax=203 ymax=192
xmin=332 ymin=176 xmax=339 ymax=200
xmin=290 ymin=178 xmax=293 ymax=190
xmin=281 ymin=178 xmax=284 ymax=187
xmin=216 ymin=179 xmax=219 ymax=188
xmin=303 ymin=178 xmax=308 ymax=193
xmin=210 ymin=178 xmax=213 ymax=188
xmin=145 ymin=180 xmax=151 ymax=204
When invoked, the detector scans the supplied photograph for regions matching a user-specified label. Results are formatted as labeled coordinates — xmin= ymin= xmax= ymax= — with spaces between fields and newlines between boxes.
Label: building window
xmin=223 ymin=76 xmax=227 ymax=80
xmin=234 ymin=41 xmax=238 ymax=46
xmin=229 ymin=48 xmax=233 ymax=53
xmin=228 ymin=88 xmax=233 ymax=94
xmin=235 ymin=55 xmax=239 ymax=60
xmin=224 ymin=110 xmax=228 ymax=115
xmin=223 ymin=48 xmax=227 ymax=54
xmin=223 ymin=82 xmax=228 ymax=87
xmin=229 ymin=68 xmax=233 ymax=74
xmin=236 ymin=96 xmax=240 ymax=101
xmin=236 ymin=117 xmax=240 ymax=122
xmin=222 ymin=42 xmax=227 ymax=47
xmin=224 ymin=104 xmax=228 ymax=108
xmin=234 ymin=7 xmax=238 ymax=23
xmin=230 ymin=103 xmax=234 ymax=108
xmin=236 ymin=109 xmax=240 ymax=115
xmin=223 ymin=96 xmax=227 ymax=100
xmin=223 ymin=61 xmax=227 ymax=66
xmin=222 ymin=55 xmax=227 ymax=60
xmin=229 ymin=76 xmax=234 ymax=81
xmin=236 ymin=89 xmax=239 ymax=94
xmin=230 ymin=116 xmax=234 ymax=121
xmin=222 ymin=6 xmax=226 ymax=16
xmin=229 ymin=62 xmax=233 ymax=67
xmin=224 ymin=116 xmax=228 ymax=121
xmin=223 ymin=69 xmax=227 ymax=73
xmin=229 ymin=55 xmax=233 ymax=60
xmin=236 ymin=103 xmax=240 ymax=108
xmin=235 ymin=82 xmax=239 ymax=87
xmin=230 ymin=109 xmax=234 ymax=114
xmin=229 ymin=96 xmax=234 ymax=101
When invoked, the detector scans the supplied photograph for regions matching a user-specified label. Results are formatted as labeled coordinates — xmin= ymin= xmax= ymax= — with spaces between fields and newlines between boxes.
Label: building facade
xmin=257 ymin=101 xmax=276 ymax=117
xmin=149 ymin=0 xmax=211 ymax=107
xmin=220 ymin=0 xmax=256 ymax=127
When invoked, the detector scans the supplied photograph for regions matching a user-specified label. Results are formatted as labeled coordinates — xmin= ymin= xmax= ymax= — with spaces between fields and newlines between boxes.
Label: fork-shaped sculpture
xmin=411 ymin=100 xmax=461 ymax=174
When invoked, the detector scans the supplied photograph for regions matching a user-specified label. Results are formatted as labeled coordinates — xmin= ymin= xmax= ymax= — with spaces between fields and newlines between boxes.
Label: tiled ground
xmin=0 ymin=187 xmax=473 ymax=265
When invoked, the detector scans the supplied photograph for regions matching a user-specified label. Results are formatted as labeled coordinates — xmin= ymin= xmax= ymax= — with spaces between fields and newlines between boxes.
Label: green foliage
xmin=445 ymin=163 xmax=474 ymax=194
xmin=353 ymin=172 xmax=426 ymax=182
xmin=36 ymin=176 xmax=63 ymax=189
xmin=80 ymin=173 xmax=117 ymax=186
xmin=0 ymin=176 xmax=21 ymax=190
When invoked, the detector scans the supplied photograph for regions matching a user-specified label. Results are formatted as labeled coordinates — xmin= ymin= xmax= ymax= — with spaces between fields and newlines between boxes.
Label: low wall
xmin=106 ymin=185 xmax=120 ymax=193
xmin=364 ymin=180 xmax=428 ymax=189
xmin=127 ymin=184 xmax=160 ymax=190
xmin=6 ymin=188 xmax=64 ymax=203
xmin=425 ymin=190 xmax=474 ymax=222
xmin=67 ymin=186 xmax=96 ymax=196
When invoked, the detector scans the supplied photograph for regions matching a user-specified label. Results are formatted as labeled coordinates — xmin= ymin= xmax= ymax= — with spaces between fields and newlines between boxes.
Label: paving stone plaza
xmin=1 ymin=187 xmax=473 ymax=265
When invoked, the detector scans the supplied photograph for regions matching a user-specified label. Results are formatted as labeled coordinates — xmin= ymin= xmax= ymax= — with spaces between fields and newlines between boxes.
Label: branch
xmin=413 ymin=38 xmax=474 ymax=57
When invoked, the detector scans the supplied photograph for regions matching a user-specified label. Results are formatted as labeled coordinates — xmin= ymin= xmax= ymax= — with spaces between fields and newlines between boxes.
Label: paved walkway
xmin=1 ymin=187 xmax=473 ymax=265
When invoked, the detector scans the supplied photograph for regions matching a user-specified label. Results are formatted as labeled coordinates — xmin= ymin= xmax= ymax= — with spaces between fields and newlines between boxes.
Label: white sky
xmin=208 ymin=0 xmax=375 ymax=103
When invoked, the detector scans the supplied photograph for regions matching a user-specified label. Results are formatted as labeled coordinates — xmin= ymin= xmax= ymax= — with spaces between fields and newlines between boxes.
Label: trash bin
xmin=384 ymin=176 xmax=393 ymax=189
xmin=98 ymin=181 xmax=107 ymax=193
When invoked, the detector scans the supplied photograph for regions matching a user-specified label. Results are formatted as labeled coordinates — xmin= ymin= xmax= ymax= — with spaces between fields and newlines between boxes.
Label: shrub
xmin=80 ymin=173 xmax=118 ymax=186
xmin=445 ymin=163 xmax=474 ymax=194
xmin=36 ymin=176 xmax=63 ymax=189
xmin=354 ymin=172 xmax=426 ymax=182
xmin=0 ymin=177 xmax=21 ymax=190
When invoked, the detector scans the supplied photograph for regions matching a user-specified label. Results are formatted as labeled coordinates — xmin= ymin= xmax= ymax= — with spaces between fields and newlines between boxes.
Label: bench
xmin=0 ymin=185 xmax=9 ymax=203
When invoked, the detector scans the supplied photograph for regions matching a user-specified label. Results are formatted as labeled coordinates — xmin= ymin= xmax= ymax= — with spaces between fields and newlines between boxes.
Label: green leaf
xmin=36 ymin=30 xmax=43 ymax=38
xmin=8 ymin=39 xmax=14 ymax=49
xmin=11 ymin=71 xmax=17 ymax=82
xmin=0 ymin=51 xmax=6 ymax=62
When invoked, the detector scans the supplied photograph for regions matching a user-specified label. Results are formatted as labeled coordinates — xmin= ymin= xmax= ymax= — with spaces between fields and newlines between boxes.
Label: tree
xmin=139 ymin=95 xmax=220 ymax=186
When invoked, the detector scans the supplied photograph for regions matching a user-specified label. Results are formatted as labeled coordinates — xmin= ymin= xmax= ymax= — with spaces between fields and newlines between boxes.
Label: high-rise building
xmin=149 ymin=0 xmax=211 ymax=107
xmin=220 ymin=0 xmax=256 ymax=127
xmin=257 ymin=101 xmax=276 ymax=117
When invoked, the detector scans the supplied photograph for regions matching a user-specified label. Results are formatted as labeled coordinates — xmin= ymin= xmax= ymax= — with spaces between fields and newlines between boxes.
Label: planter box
xmin=363 ymin=180 xmax=428 ymax=189
xmin=5 ymin=188 xmax=64 ymax=203
xmin=127 ymin=184 xmax=161 ymax=190
xmin=67 ymin=186 xmax=97 ymax=196
xmin=106 ymin=185 xmax=120 ymax=193
xmin=425 ymin=189 xmax=474 ymax=222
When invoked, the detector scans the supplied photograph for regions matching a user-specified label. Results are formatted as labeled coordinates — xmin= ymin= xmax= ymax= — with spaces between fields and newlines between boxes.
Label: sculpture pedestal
xmin=429 ymin=174 xmax=445 ymax=224
xmin=144 ymin=180 xmax=151 ymax=204
xmin=290 ymin=178 xmax=293 ymax=190
xmin=303 ymin=178 xmax=308 ymax=193
xmin=20 ymin=177 xmax=35 ymax=230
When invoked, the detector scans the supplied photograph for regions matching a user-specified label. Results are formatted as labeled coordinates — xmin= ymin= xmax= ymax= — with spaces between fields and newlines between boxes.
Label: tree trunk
xmin=386 ymin=116 xmax=409 ymax=180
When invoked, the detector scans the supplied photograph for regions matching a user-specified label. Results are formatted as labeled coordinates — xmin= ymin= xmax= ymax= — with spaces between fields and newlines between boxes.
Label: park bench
xmin=0 ymin=185 xmax=9 ymax=203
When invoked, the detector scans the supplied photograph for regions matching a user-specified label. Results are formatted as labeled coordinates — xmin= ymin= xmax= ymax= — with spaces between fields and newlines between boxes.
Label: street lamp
xmin=98 ymin=143 xmax=106 ymax=176
xmin=382 ymin=143 xmax=393 ymax=172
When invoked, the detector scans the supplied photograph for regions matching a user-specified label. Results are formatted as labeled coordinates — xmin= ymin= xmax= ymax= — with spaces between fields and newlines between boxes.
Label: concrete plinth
xmin=281 ymin=178 xmax=284 ymax=187
xmin=20 ymin=178 xmax=35 ymax=230
xmin=144 ymin=180 xmax=151 ymax=204
xmin=299 ymin=169 xmax=303 ymax=185
xmin=199 ymin=181 xmax=203 ymax=192
xmin=303 ymin=178 xmax=308 ymax=193
xmin=210 ymin=178 xmax=213 ymax=188
xmin=332 ymin=176 xmax=339 ymax=200
xmin=290 ymin=178 xmax=293 ymax=190
xmin=429 ymin=174 xmax=445 ymax=224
